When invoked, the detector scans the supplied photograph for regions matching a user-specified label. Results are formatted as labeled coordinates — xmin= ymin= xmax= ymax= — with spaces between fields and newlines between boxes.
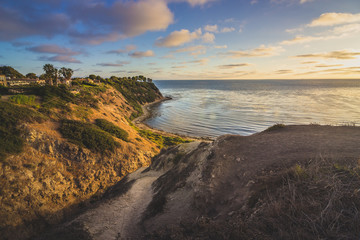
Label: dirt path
xmin=71 ymin=169 xmax=161 ymax=239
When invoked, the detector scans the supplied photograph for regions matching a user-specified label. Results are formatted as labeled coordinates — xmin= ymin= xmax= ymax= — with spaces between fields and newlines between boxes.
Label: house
xmin=7 ymin=78 xmax=46 ymax=87
xmin=0 ymin=75 xmax=7 ymax=86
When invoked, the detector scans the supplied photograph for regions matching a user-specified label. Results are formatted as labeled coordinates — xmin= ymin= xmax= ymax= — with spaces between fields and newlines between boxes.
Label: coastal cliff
xmin=0 ymin=79 xmax=188 ymax=239
xmin=39 ymin=125 xmax=360 ymax=239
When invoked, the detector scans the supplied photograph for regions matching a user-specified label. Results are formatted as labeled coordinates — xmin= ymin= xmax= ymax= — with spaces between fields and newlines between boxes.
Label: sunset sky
xmin=0 ymin=0 xmax=359 ymax=79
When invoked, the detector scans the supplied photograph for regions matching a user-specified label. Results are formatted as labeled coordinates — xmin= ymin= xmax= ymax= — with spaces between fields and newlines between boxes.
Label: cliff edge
xmin=40 ymin=125 xmax=360 ymax=239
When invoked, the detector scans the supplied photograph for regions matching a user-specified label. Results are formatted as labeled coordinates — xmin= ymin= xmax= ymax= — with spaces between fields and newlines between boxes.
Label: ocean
xmin=145 ymin=79 xmax=360 ymax=138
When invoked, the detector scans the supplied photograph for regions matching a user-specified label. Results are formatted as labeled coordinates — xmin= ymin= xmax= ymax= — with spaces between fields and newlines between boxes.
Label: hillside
xmin=0 ymin=80 xmax=189 ymax=239
xmin=38 ymin=125 xmax=360 ymax=239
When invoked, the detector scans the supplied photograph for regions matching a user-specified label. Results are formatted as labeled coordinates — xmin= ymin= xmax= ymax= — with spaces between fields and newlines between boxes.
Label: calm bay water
xmin=145 ymin=80 xmax=360 ymax=138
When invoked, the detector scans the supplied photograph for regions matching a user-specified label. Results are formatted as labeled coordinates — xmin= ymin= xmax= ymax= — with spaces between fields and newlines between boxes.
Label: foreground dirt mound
xmin=39 ymin=125 xmax=360 ymax=239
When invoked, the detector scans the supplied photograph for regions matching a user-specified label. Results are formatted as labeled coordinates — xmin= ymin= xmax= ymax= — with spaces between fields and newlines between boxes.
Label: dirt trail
xmin=71 ymin=169 xmax=161 ymax=239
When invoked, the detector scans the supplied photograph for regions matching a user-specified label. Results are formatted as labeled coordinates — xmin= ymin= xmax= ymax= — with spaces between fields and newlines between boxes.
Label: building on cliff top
xmin=0 ymin=75 xmax=6 ymax=86
xmin=7 ymin=78 xmax=46 ymax=87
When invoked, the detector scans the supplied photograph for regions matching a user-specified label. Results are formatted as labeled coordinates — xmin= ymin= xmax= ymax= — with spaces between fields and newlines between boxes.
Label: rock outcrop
xmin=39 ymin=125 xmax=360 ymax=239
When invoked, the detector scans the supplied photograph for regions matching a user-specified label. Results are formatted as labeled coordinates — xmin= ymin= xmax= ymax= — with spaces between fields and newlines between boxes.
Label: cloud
xmin=315 ymin=64 xmax=343 ymax=68
xmin=172 ymin=45 xmax=206 ymax=56
xmin=184 ymin=0 xmax=217 ymax=7
xmin=202 ymin=32 xmax=215 ymax=43
xmin=0 ymin=6 xmax=71 ymax=41
xmin=186 ymin=58 xmax=209 ymax=65
xmin=308 ymin=12 xmax=360 ymax=27
xmin=214 ymin=45 xmax=228 ymax=49
xmin=204 ymin=25 xmax=218 ymax=32
xmin=106 ymin=45 xmax=137 ymax=54
xmin=281 ymin=35 xmax=323 ymax=45
xmin=222 ymin=45 xmax=283 ymax=58
xmin=27 ymin=44 xmax=81 ymax=56
xmin=155 ymin=29 xmax=202 ymax=47
xmin=129 ymin=50 xmax=155 ymax=58
xmin=218 ymin=63 xmax=250 ymax=69
xmin=281 ymin=23 xmax=360 ymax=45
xmin=204 ymin=25 xmax=235 ymax=33
xmin=39 ymin=55 xmax=81 ymax=63
xmin=299 ymin=0 xmax=313 ymax=3
xmin=70 ymin=0 xmax=174 ymax=44
xmin=275 ymin=69 xmax=293 ymax=74
xmin=295 ymin=50 xmax=360 ymax=59
xmin=96 ymin=61 xmax=130 ymax=67
xmin=221 ymin=27 xmax=235 ymax=33
xmin=0 ymin=0 xmax=174 ymax=44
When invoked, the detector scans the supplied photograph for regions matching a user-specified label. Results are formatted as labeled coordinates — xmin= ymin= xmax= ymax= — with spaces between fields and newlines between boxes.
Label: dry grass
xmin=147 ymin=158 xmax=360 ymax=240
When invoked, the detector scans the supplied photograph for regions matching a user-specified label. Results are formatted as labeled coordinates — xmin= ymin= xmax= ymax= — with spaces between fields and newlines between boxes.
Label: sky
xmin=0 ymin=0 xmax=359 ymax=80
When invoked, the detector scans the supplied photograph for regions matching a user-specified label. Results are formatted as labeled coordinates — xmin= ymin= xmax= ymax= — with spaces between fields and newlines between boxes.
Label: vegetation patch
xmin=9 ymin=94 xmax=38 ymax=107
xmin=95 ymin=119 xmax=129 ymax=142
xmin=0 ymin=101 xmax=45 ymax=161
xmin=59 ymin=119 xmax=120 ymax=153
xmin=138 ymin=129 xmax=190 ymax=148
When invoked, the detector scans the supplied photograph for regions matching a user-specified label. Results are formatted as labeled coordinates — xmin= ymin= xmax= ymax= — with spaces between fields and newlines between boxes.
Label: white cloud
xmin=174 ymin=45 xmax=205 ymax=52
xmin=218 ymin=63 xmax=250 ymax=69
xmin=69 ymin=0 xmax=174 ymax=44
xmin=185 ymin=0 xmax=217 ymax=7
xmin=300 ymin=0 xmax=313 ymax=4
xmin=295 ymin=50 xmax=360 ymax=59
xmin=281 ymin=23 xmax=360 ymax=45
xmin=204 ymin=24 xmax=218 ymax=32
xmin=155 ymin=29 xmax=202 ymax=47
xmin=223 ymin=45 xmax=283 ymax=58
xmin=308 ymin=12 xmax=360 ymax=27
xmin=202 ymin=32 xmax=215 ymax=43
xmin=214 ymin=45 xmax=228 ymax=49
xmin=221 ymin=27 xmax=235 ymax=33
xmin=129 ymin=50 xmax=155 ymax=58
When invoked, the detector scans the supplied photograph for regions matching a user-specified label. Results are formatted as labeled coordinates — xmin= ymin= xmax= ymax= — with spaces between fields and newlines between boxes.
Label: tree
xmin=60 ymin=67 xmax=74 ymax=83
xmin=26 ymin=73 xmax=37 ymax=79
xmin=89 ymin=74 xmax=96 ymax=80
xmin=0 ymin=66 xmax=24 ymax=78
xmin=43 ymin=64 xmax=56 ymax=85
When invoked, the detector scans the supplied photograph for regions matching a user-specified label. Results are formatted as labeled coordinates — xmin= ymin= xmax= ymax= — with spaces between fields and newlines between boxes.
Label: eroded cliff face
xmin=40 ymin=125 xmax=360 ymax=240
xmin=0 ymin=85 xmax=162 ymax=239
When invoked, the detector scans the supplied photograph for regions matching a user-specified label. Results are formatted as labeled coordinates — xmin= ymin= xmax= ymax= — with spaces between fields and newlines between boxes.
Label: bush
xmin=95 ymin=119 xmax=129 ymax=142
xmin=9 ymin=94 xmax=37 ymax=106
xmin=59 ymin=119 xmax=120 ymax=153
xmin=138 ymin=129 xmax=190 ymax=148
xmin=0 ymin=101 xmax=45 ymax=161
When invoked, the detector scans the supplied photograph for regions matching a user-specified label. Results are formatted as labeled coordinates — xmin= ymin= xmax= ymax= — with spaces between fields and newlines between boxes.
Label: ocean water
xmin=145 ymin=80 xmax=360 ymax=138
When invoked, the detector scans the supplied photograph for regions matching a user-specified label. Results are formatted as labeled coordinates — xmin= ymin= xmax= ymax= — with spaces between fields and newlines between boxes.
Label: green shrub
xmin=59 ymin=119 xmax=120 ymax=153
xmin=0 ymin=101 xmax=45 ymax=161
xmin=138 ymin=129 xmax=190 ymax=148
xmin=9 ymin=94 xmax=37 ymax=106
xmin=95 ymin=119 xmax=129 ymax=142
